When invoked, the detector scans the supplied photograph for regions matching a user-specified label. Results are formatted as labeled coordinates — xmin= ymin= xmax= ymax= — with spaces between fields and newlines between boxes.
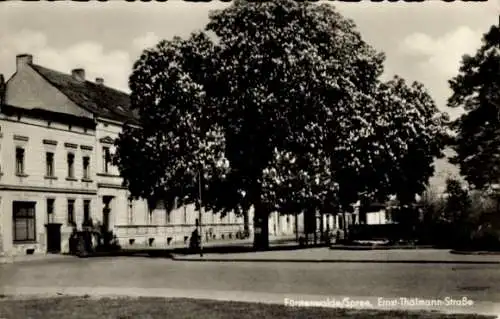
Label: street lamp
xmin=198 ymin=166 xmax=203 ymax=257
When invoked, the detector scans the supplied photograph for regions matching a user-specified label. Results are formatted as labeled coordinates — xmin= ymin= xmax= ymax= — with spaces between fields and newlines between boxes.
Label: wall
xmin=366 ymin=210 xmax=388 ymax=225
xmin=95 ymin=119 xmax=149 ymax=233
xmin=0 ymin=113 xmax=98 ymax=256
xmin=0 ymin=114 xmax=96 ymax=190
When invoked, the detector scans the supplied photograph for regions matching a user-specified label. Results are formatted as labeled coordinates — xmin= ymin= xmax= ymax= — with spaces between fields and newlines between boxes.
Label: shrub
xmin=69 ymin=220 xmax=121 ymax=256
xmin=418 ymin=182 xmax=500 ymax=250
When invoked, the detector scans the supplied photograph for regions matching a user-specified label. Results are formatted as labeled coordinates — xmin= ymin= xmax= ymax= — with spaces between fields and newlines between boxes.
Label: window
xmin=103 ymin=147 xmax=111 ymax=173
xmin=15 ymin=148 xmax=25 ymax=175
xmin=13 ymin=201 xmax=36 ymax=242
xmin=127 ymin=198 xmax=134 ymax=224
xmin=147 ymin=199 xmax=154 ymax=224
xmin=183 ymin=206 xmax=187 ymax=224
xmin=47 ymin=198 xmax=55 ymax=223
xmin=67 ymin=153 xmax=74 ymax=178
xmin=83 ymin=200 xmax=91 ymax=225
xmin=82 ymin=156 xmax=90 ymax=179
xmin=46 ymin=152 xmax=54 ymax=177
xmin=67 ymin=199 xmax=75 ymax=225
xmin=166 ymin=210 xmax=171 ymax=224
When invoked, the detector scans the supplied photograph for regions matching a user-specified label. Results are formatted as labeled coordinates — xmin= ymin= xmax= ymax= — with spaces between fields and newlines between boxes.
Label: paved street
xmin=1 ymin=250 xmax=500 ymax=316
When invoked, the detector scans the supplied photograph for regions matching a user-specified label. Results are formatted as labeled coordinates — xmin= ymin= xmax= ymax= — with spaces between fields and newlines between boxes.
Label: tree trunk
xmin=313 ymin=208 xmax=318 ymax=245
xmin=359 ymin=198 xmax=368 ymax=225
xmin=342 ymin=209 xmax=347 ymax=233
xmin=320 ymin=211 xmax=325 ymax=243
xmin=243 ymin=209 xmax=250 ymax=238
xmin=253 ymin=203 xmax=270 ymax=250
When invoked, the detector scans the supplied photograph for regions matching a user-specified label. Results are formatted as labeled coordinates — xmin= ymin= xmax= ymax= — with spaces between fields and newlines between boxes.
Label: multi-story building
xmin=0 ymin=53 xmax=304 ymax=257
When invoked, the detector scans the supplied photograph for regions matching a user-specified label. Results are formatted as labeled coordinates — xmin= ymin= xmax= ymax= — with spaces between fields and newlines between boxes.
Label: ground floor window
xmin=67 ymin=199 xmax=75 ymax=226
xmin=13 ymin=201 xmax=36 ymax=242
xmin=83 ymin=200 xmax=91 ymax=225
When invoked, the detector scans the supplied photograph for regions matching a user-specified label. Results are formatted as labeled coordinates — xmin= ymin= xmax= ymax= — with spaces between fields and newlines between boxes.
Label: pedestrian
xmin=190 ymin=228 xmax=199 ymax=251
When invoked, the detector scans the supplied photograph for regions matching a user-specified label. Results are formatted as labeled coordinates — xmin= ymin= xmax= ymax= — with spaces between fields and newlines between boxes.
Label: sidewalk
xmin=0 ymin=253 xmax=74 ymax=265
xmin=0 ymin=237 xmax=303 ymax=264
xmin=172 ymin=247 xmax=500 ymax=264
xmin=1 ymin=285 xmax=499 ymax=317
xmin=121 ymin=235 xmax=298 ymax=250
xmin=119 ymin=236 xmax=306 ymax=257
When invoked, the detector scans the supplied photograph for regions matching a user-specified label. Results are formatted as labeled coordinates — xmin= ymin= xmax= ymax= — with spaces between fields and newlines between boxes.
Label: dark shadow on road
xmin=75 ymin=240 xmax=327 ymax=259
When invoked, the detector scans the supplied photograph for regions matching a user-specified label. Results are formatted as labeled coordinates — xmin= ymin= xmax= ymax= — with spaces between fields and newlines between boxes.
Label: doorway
xmin=102 ymin=196 xmax=113 ymax=231
xmin=45 ymin=223 xmax=62 ymax=253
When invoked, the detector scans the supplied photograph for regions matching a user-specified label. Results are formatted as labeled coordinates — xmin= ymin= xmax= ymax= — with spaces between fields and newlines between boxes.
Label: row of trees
xmin=420 ymin=178 xmax=500 ymax=250
xmin=114 ymin=0 xmax=477 ymax=250
xmin=449 ymin=24 xmax=500 ymax=189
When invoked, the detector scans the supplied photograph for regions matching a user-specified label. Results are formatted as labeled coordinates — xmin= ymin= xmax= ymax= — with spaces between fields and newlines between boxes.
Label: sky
xmin=0 ymin=1 xmax=498 ymax=120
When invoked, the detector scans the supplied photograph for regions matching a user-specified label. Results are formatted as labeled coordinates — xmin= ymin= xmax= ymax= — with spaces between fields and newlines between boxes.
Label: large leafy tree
xmin=368 ymin=77 xmax=449 ymax=223
xmin=448 ymin=25 xmax=500 ymax=190
xmin=116 ymin=0 xmax=448 ymax=250
xmin=329 ymin=75 xmax=448 ymax=226
xmin=206 ymin=0 xmax=388 ymax=247
xmin=115 ymin=33 xmax=229 ymax=210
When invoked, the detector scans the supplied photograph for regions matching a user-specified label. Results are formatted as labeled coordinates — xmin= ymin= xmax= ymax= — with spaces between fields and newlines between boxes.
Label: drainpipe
xmin=0 ymin=74 xmax=5 ymax=107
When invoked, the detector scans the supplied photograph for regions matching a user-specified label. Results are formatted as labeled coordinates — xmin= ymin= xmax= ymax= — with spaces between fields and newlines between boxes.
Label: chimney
xmin=16 ymin=54 xmax=33 ymax=71
xmin=71 ymin=68 xmax=85 ymax=82
xmin=95 ymin=77 xmax=104 ymax=85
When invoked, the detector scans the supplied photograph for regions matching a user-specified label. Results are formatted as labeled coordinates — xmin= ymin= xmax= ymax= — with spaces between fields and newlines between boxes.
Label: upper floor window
xmin=46 ymin=152 xmax=54 ymax=177
xmin=15 ymin=148 xmax=25 ymax=175
xmin=47 ymin=198 xmax=55 ymax=223
xmin=67 ymin=153 xmax=75 ymax=178
xmin=103 ymin=147 xmax=111 ymax=173
xmin=83 ymin=156 xmax=90 ymax=180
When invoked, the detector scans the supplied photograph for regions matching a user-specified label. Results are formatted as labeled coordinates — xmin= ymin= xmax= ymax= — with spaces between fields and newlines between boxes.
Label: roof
xmin=1 ymin=103 xmax=96 ymax=128
xmin=30 ymin=64 xmax=139 ymax=124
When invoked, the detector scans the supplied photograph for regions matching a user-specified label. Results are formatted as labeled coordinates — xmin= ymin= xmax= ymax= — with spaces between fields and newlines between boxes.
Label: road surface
xmin=0 ymin=253 xmax=499 ymax=315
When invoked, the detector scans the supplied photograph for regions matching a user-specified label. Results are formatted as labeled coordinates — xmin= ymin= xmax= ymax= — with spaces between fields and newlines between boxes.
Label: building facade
xmin=0 ymin=54 xmax=304 ymax=257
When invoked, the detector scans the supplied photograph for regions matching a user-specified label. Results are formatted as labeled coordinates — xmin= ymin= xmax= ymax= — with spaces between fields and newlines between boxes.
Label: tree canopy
xmin=448 ymin=25 xmax=500 ymax=190
xmin=115 ymin=0 xmax=448 ymax=249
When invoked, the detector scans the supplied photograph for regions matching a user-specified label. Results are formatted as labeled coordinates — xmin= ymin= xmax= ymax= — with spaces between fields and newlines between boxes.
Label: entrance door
xmin=45 ymin=223 xmax=62 ymax=253
xmin=102 ymin=196 xmax=113 ymax=231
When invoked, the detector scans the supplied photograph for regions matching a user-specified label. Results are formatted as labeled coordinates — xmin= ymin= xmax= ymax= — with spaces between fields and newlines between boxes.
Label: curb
xmin=450 ymin=250 xmax=500 ymax=256
xmin=329 ymin=245 xmax=437 ymax=251
xmin=170 ymin=256 xmax=500 ymax=264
